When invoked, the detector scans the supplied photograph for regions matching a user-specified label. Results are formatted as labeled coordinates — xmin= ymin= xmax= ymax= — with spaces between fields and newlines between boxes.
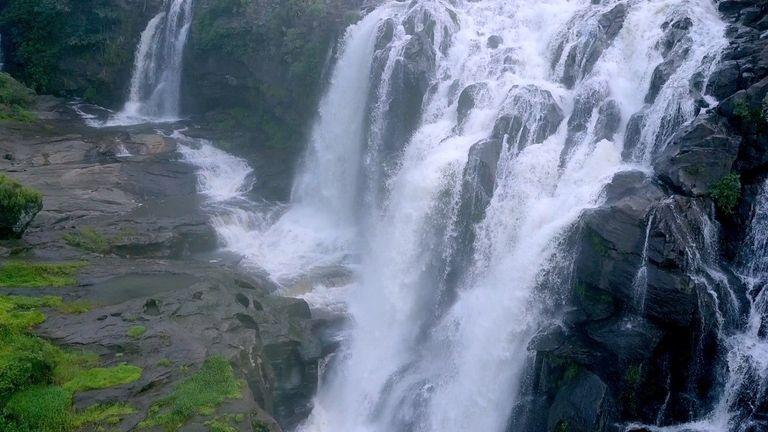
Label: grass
xmin=140 ymin=356 xmax=243 ymax=430
xmin=0 ymin=295 xmax=61 ymax=331
xmin=0 ymin=261 xmax=85 ymax=288
xmin=62 ymin=227 xmax=110 ymax=254
xmin=127 ymin=325 xmax=147 ymax=339
xmin=72 ymin=403 xmax=135 ymax=429
xmin=3 ymin=385 xmax=72 ymax=432
xmin=55 ymin=300 xmax=91 ymax=314
xmin=62 ymin=364 xmax=141 ymax=393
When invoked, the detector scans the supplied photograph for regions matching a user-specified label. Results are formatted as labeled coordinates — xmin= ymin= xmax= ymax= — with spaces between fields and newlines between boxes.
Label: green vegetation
xmin=0 ymin=175 xmax=43 ymax=238
xmin=63 ymin=227 xmax=110 ymax=254
xmin=206 ymin=418 xmax=238 ymax=432
xmin=4 ymin=385 xmax=72 ymax=432
xmin=61 ymin=364 xmax=142 ymax=393
xmin=0 ymin=291 xmax=141 ymax=431
xmin=157 ymin=358 xmax=174 ymax=368
xmin=710 ymin=173 xmax=742 ymax=214
xmin=0 ymin=261 xmax=85 ymax=288
xmin=71 ymin=403 xmax=136 ymax=429
xmin=0 ymin=0 xmax=135 ymax=100
xmin=54 ymin=300 xmax=91 ymax=315
xmin=127 ymin=325 xmax=147 ymax=339
xmin=626 ymin=364 xmax=643 ymax=387
xmin=140 ymin=356 xmax=242 ymax=430
xmin=0 ymin=73 xmax=35 ymax=122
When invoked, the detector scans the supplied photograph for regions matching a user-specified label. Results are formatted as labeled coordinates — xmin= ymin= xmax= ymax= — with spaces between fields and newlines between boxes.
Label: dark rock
xmin=547 ymin=370 xmax=615 ymax=432
xmin=645 ymin=17 xmax=693 ymax=104
xmin=457 ymin=82 xmax=490 ymax=126
xmin=492 ymin=85 xmax=564 ymax=151
xmin=654 ymin=114 xmax=741 ymax=196
xmin=487 ymin=35 xmax=503 ymax=49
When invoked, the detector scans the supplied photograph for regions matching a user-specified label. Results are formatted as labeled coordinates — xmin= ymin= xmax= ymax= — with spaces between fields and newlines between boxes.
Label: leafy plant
xmin=710 ymin=173 xmax=741 ymax=214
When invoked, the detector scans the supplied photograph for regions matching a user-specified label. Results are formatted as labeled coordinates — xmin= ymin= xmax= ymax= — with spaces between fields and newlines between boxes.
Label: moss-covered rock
xmin=0 ymin=175 xmax=42 ymax=239
xmin=182 ymin=0 xmax=360 ymax=152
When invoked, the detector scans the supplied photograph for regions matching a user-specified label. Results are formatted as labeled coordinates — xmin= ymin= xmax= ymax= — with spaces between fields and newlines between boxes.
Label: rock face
xmin=0 ymin=101 xmax=324 ymax=430
xmin=521 ymin=2 xmax=768 ymax=431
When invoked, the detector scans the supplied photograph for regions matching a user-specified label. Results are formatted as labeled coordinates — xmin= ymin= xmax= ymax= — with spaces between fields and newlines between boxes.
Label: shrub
xmin=140 ymin=356 xmax=242 ymax=430
xmin=61 ymin=364 xmax=142 ymax=393
xmin=0 ymin=73 xmax=35 ymax=122
xmin=0 ymin=261 xmax=85 ymax=288
xmin=3 ymin=386 xmax=72 ymax=432
xmin=0 ymin=175 xmax=42 ymax=239
xmin=0 ymin=333 xmax=56 ymax=401
xmin=710 ymin=173 xmax=741 ymax=214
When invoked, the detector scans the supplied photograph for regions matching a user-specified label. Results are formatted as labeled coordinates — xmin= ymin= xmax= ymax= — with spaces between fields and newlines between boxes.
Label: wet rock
xmin=547 ymin=370 xmax=615 ymax=432
xmin=492 ymin=85 xmax=564 ymax=151
xmin=654 ymin=114 xmax=741 ymax=196
xmin=457 ymin=82 xmax=490 ymax=126
xmin=487 ymin=35 xmax=503 ymax=49
xmin=555 ymin=3 xmax=628 ymax=88
xmin=645 ymin=17 xmax=693 ymax=104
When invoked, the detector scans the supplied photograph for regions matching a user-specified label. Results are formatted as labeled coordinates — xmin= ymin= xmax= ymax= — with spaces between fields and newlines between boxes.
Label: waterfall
xmin=276 ymin=1 xmax=728 ymax=432
xmin=105 ymin=0 xmax=193 ymax=126
xmin=171 ymin=0 xmax=728 ymax=430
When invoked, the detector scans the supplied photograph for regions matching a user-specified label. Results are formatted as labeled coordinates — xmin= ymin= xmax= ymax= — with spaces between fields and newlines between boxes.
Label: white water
xmin=102 ymin=0 xmax=193 ymax=126
xmin=289 ymin=1 xmax=726 ymax=432
xmin=172 ymin=0 xmax=729 ymax=430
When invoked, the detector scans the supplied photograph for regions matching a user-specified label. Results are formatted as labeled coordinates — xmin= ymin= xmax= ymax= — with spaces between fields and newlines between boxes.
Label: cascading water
xmin=173 ymin=0 xmax=729 ymax=430
xmin=269 ymin=1 xmax=727 ymax=431
xmin=104 ymin=0 xmax=193 ymax=126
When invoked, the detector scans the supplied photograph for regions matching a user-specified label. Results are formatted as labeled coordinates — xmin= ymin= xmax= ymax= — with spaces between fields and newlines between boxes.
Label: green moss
xmin=158 ymin=358 xmax=174 ymax=368
xmin=127 ymin=325 xmax=147 ymax=339
xmin=0 ymin=261 xmax=85 ymax=288
xmin=55 ymin=300 xmax=91 ymax=315
xmin=626 ymin=364 xmax=643 ymax=387
xmin=62 ymin=364 xmax=142 ymax=393
xmin=62 ymin=227 xmax=111 ymax=254
xmin=554 ymin=420 xmax=569 ymax=432
xmin=206 ymin=418 xmax=238 ymax=432
xmin=0 ymin=295 xmax=61 ymax=331
xmin=0 ymin=73 xmax=35 ymax=122
xmin=3 ymin=385 xmax=72 ymax=432
xmin=72 ymin=403 xmax=135 ymax=429
xmin=140 ymin=356 xmax=243 ymax=430
xmin=710 ymin=173 xmax=741 ymax=214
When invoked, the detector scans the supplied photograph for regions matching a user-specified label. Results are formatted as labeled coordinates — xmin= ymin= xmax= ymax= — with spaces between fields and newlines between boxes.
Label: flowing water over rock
xmin=102 ymin=0 xmax=193 ymax=126
xmin=175 ymin=0 xmax=737 ymax=430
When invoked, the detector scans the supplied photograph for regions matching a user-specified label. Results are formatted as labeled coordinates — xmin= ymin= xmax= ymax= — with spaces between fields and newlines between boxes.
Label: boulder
xmin=492 ymin=85 xmax=564 ymax=151
xmin=654 ymin=114 xmax=741 ymax=196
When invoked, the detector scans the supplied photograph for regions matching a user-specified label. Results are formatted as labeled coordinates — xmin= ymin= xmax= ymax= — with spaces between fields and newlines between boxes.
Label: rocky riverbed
xmin=0 ymin=98 xmax=322 ymax=431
